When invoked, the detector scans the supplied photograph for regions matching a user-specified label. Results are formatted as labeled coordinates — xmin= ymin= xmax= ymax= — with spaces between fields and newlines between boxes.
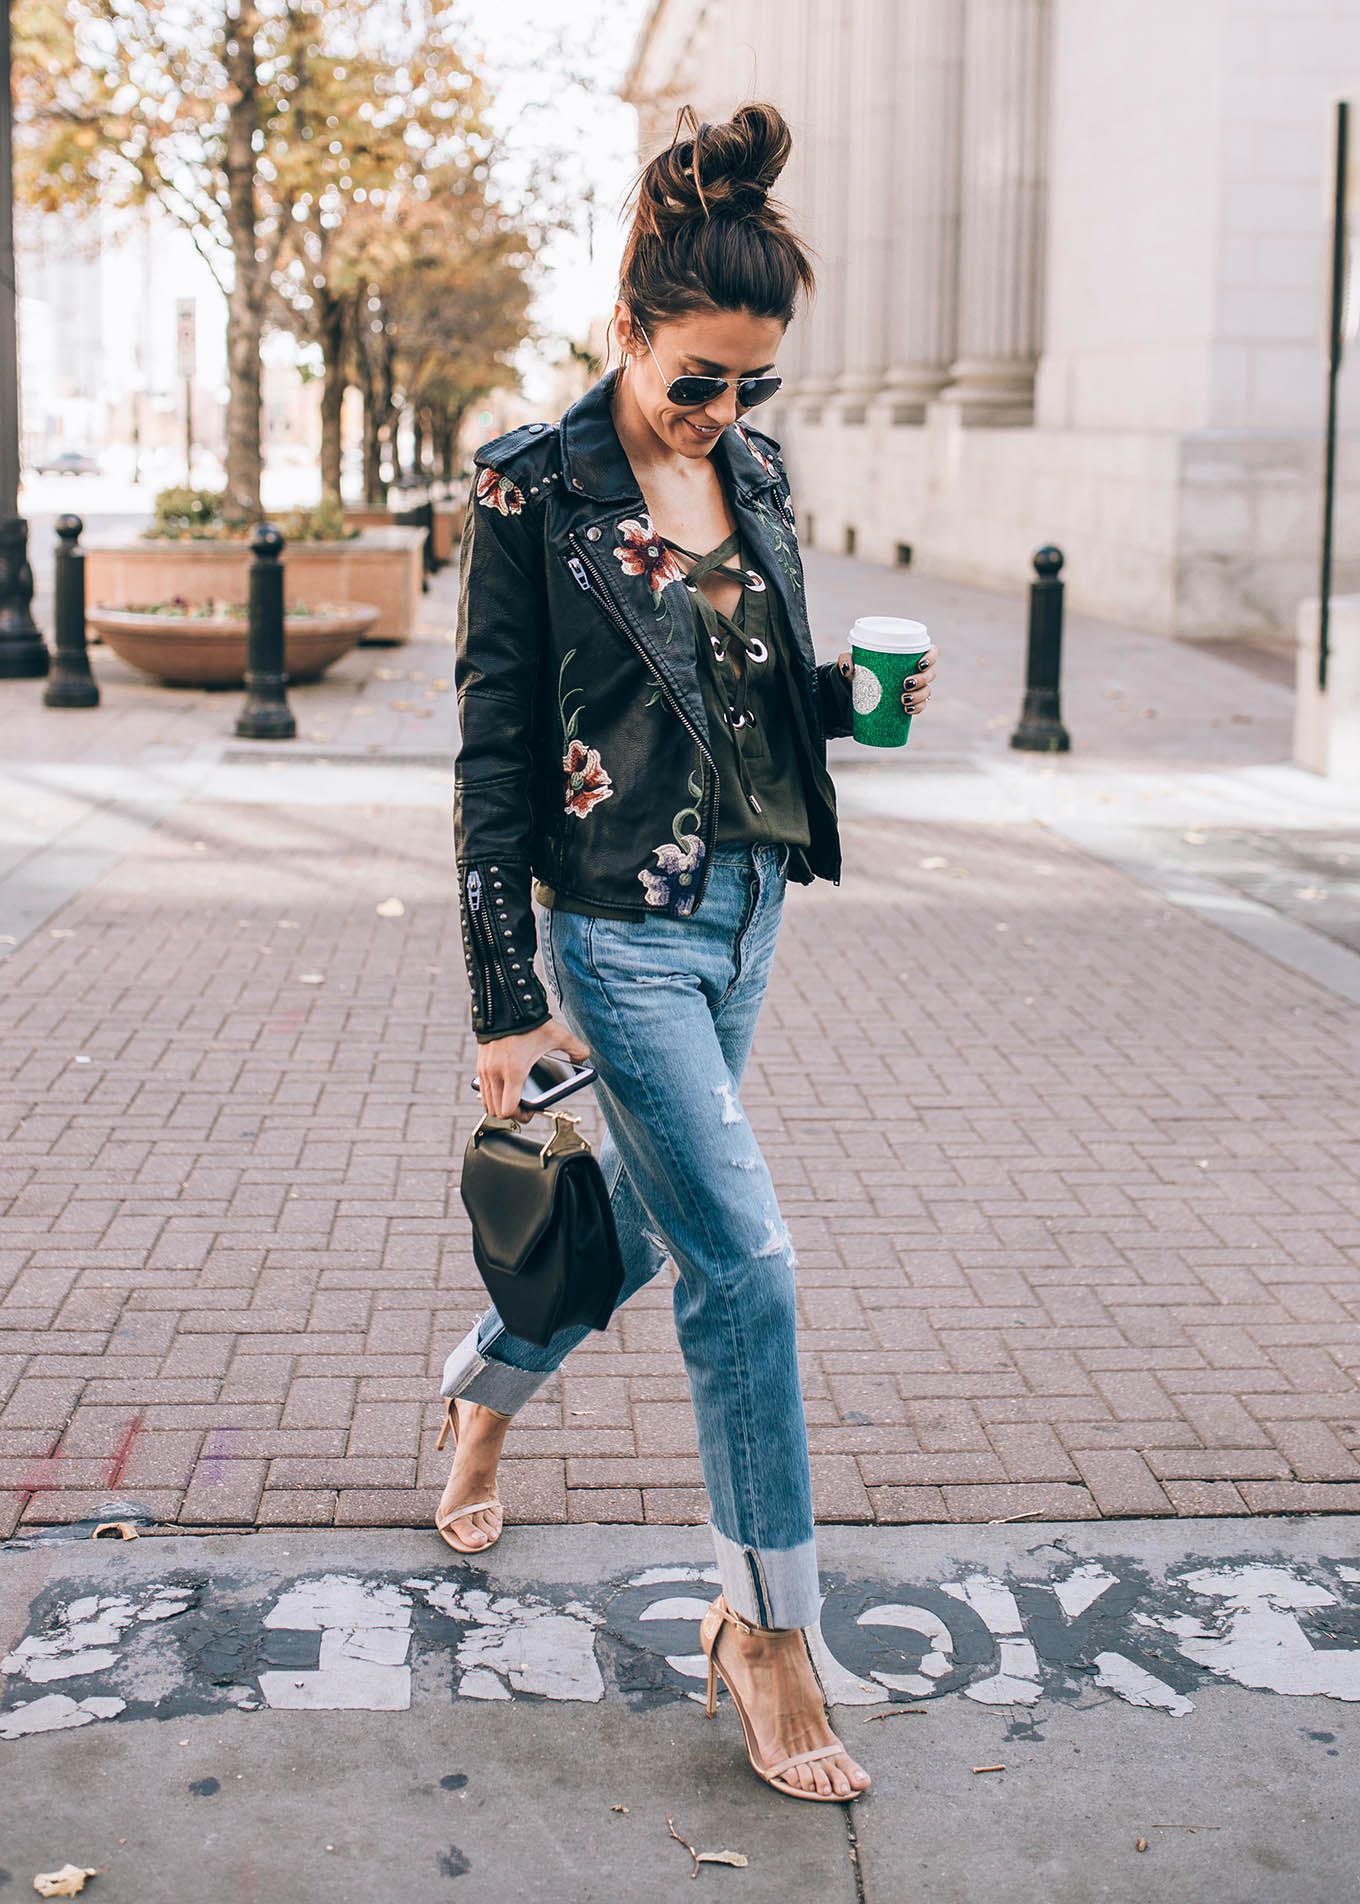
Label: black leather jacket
xmin=454 ymin=368 xmax=852 ymax=1043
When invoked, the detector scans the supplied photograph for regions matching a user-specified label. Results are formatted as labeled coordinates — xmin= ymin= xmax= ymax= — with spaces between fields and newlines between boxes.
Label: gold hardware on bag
xmin=539 ymin=1110 xmax=589 ymax=1164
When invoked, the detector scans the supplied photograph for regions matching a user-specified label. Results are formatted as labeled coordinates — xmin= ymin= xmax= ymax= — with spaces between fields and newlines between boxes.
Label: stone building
xmin=623 ymin=0 xmax=1360 ymax=640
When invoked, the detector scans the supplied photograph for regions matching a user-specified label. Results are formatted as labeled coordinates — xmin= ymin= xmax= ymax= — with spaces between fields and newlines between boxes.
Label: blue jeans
xmin=440 ymin=841 xmax=820 ymax=1628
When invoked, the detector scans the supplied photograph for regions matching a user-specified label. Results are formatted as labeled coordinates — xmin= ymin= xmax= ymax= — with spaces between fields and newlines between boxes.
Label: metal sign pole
xmin=1319 ymin=100 xmax=1350 ymax=697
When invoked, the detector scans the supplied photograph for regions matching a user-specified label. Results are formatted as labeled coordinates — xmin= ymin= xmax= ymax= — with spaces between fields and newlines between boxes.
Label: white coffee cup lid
xmin=850 ymin=616 xmax=932 ymax=653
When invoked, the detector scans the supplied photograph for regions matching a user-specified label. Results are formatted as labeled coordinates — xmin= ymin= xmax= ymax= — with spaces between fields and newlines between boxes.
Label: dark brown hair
xmin=618 ymin=102 xmax=816 ymax=334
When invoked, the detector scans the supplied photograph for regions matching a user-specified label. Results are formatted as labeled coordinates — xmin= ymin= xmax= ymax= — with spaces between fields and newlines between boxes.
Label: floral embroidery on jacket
xmin=737 ymin=425 xmax=780 ymax=482
xmin=613 ymin=515 xmax=684 ymax=604
xmin=638 ymin=766 xmax=706 ymax=913
xmin=639 ymin=835 xmax=705 ymax=913
xmin=475 ymin=466 xmax=525 ymax=517
xmin=563 ymin=738 xmax=614 ymax=818
xmin=556 ymin=648 xmax=613 ymax=818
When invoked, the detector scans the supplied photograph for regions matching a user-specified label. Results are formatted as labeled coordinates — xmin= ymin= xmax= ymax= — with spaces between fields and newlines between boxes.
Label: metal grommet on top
xmin=586 ymin=526 xmax=602 ymax=542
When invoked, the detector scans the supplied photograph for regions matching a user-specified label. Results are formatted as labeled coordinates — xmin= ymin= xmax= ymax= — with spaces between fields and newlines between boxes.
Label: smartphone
xmin=471 ymin=1051 xmax=597 ymax=1113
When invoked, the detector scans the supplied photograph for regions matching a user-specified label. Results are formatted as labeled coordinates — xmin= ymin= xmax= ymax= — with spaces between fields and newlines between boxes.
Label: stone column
xmin=835 ymin=0 xmax=895 ymax=419
xmin=938 ymin=0 xmax=1052 ymax=426
xmin=879 ymin=0 xmax=966 ymax=423
xmin=798 ymin=0 xmax=848 ymax=412
xmin=768 ymin=0 xmax=814 ymax=398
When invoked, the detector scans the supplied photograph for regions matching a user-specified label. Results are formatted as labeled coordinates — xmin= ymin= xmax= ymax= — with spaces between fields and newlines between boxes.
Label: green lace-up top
xmin=669 ymin=528 xmax=811 ymax=850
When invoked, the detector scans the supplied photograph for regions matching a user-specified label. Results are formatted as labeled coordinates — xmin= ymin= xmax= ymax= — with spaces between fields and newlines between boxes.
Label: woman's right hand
xmin=476 ymin=1017 xmax=592 ymax=1120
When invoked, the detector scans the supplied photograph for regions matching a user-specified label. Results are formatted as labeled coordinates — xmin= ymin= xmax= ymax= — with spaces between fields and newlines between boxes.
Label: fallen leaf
xmin=610 ymin=1804 xmax=629 ymax=1814
xmin=373 ymin=666 xmax=403 ymax=681
xmin=972 ymin=1764 xmax=1005 ymax=1775
xmin=33 ymin=1866 xmax=97 ymax=1898
xmin=90 ymin=1522 xmax=139 ymax=1541
xmin=697 ymin=1852 xmax=749 ymax=1868
xmin=376 ymin=898 xmax=406 ymax=918
xmin=390 ymin=699 xmax=413 ymax=711
xmin=1136 ymin=1839 xmax=1148 ymax=1853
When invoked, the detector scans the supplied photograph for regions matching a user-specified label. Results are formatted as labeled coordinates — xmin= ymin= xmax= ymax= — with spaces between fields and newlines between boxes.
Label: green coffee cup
xmin=850 ymin=617 xmax=932 ymax=748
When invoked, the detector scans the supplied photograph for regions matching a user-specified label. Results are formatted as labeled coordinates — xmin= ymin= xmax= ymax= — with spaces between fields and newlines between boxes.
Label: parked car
xmin=33 ymin=449 xmax=98 ymax=476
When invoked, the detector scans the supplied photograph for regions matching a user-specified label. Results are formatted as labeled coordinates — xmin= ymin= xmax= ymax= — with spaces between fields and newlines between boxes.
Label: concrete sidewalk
xmin=0 ymin=537 xmax=1357 ymax=1539
xmin=2 ymin=1519 xmax=1357 ymax=1903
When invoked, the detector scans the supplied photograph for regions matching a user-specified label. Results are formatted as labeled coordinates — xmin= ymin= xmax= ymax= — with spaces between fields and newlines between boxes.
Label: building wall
xmin=624 ymin=0 xmax=1360 ymax=640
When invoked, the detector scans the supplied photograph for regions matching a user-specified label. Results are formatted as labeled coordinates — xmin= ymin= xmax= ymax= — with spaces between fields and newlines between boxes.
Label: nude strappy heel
xmin=698 ymin=1593 xmax=869 ymax=1802
xmin=433 ymin=1396 xmax=504 ymax=1555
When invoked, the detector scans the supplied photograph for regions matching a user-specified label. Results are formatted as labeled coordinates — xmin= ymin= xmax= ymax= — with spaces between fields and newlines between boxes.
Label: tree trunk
xmin=362 ymin=383 xmax=384 ymax=505
xmin=318 ymin=290 xmax=345 ymax=502
xmin=223 ymin=0 xmax=264 ymax=526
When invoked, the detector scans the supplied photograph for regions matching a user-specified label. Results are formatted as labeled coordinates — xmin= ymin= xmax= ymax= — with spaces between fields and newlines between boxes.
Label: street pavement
xmin=1 ymin=536 xmax=1356 ymax=1534
xmin=1 ymin=518 xmax=1358 ymax=1900
xmin=1 ymin=1520 xmax=1357 ymax=1902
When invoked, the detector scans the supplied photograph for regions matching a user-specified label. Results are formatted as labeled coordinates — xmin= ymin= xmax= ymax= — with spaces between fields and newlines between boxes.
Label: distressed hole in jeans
xmin=642 ymin=1228 xmax=673 ymax=1272
xmin=713 ymin=1082 xmax=743 ymax=1126
xmin=754 ymin=1216 xmax=790 ymax=1260
xmin=730 ymin=1157 xmax=757 ymax=1170
xmin=633 ymin=973 xmax=688 ymax=987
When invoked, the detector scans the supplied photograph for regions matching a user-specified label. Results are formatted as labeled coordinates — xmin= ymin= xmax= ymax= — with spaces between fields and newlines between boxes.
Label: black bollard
xmin=0 ymin=514 xmax=48 ymax=678
xmin=1010 ymin=545 xmax=1071 ymax=753
xmin=44 ymin=514 xmax=99 ymax=707
xmin=393 ymin=495 xmax=435 ymax=587
xmin=234 ymin=522 xmax=296 ymax=740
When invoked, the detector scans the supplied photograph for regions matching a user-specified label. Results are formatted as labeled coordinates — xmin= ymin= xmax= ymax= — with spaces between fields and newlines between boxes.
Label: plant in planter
xmin=87 ymin=593 xmax=379 ymax=688
xmin=144 ymin=488 xmax=359 ymax=544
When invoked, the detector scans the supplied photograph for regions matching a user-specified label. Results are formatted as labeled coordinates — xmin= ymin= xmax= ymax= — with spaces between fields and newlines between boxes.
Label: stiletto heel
xmin=432 ymin=1395 xmax=504 ymax=1555
xmin=697 ymin=1594 xmax=869 ymax=1803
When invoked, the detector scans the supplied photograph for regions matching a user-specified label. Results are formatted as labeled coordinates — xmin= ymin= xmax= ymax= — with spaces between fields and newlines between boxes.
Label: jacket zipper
xmin=466 ymin=866 xmax=527 ymax=1029
xmin=567 ymin=535 xmax=719 ymax=913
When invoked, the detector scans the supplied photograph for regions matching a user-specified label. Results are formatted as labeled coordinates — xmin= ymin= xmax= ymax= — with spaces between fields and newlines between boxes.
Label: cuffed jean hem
xmin=439 ymin=1320 xmax=553 ymax=1417
xmin=709 ymin=1521 xmax=822 ymax=1630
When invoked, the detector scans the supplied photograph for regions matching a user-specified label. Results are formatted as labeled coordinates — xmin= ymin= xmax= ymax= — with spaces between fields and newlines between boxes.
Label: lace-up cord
xmin=663 ymin=529 xmax=771 ymax=817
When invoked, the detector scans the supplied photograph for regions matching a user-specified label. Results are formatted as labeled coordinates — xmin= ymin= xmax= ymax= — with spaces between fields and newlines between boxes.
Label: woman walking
xmin=440 ymin=102 xmax=936 ymax=1802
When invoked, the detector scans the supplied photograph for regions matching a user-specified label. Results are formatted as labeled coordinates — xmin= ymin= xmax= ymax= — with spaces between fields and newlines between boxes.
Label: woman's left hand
xmin=837 ymin=643 xmax=937 ymax=716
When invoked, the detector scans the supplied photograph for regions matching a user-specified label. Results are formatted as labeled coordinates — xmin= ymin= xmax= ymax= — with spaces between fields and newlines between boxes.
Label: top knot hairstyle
xmin=619 ymin=102 xmax=816 ymax=332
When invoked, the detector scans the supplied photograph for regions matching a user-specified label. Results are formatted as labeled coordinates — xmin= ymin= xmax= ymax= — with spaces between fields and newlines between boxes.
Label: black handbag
xmin=459 ymin=1109 xmax=625 ymax=1347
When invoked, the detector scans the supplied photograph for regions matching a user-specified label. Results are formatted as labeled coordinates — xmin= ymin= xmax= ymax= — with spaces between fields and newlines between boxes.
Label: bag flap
xmin=459 ymin=1123 xmax=587 ymax=1276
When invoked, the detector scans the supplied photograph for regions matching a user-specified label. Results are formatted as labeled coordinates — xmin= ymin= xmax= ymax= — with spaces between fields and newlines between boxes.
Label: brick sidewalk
xmin=1 ymin=781 xmax=1357 ymax=1533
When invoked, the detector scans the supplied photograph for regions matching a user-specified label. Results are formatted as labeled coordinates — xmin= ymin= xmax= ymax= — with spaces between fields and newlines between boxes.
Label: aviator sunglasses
xmin=636 ymin=323 xmax=782 ymax=410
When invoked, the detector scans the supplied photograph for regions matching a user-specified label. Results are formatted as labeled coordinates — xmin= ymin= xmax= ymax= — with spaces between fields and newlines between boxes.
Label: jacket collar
xmin=560 ymin=368 xmax=783 ymax=506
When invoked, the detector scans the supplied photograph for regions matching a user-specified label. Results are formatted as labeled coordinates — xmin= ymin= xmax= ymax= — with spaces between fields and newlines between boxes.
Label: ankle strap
xmin=716 ymin=1595 xmax=765 ymax=1637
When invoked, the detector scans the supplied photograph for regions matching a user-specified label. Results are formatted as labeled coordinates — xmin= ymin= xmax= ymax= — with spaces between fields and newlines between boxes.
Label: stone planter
xmin=87 ymin=602 xmax=379 ymax=688
xmin=1295 ymin=595 xmax=1360 ymax=780
xmin=433 ymin=501 xmax=464 ymax=564
xmin=84 ymin=526 xmax=425 ymax=645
